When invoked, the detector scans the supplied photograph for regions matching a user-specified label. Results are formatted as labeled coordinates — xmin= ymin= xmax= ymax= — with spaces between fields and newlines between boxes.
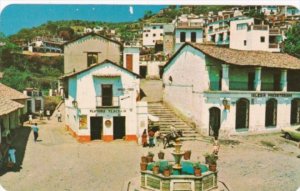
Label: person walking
xmin=31 ymin=123 xmax=39 ymax=142
xmin=46 ymin=110 xmax=51 ymax=120
xmin=39 ymin=109 xmax=43 ymax=120
xmin=56 ymin=110 xmax=62 ymax=122
xmin=8 ymin=146 xmax=16 ymax=168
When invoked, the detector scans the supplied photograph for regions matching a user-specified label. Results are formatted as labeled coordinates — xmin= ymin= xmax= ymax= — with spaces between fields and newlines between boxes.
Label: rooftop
xmin=0 ymin=97 xmax=24 ymax=116
xmin=0 ymin=83 xmax=29 ymax=100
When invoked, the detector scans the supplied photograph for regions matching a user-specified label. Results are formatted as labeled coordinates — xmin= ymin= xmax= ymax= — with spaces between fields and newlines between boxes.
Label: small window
xmin=160 ymin=26 xmax=163 ymax=29
xmin=160 ymin=33 xmax=163 ymax=36
xmin=260 ymin=36 xmax=265 ymax=43
xmin=244 ymin=40 xmax=247 ymax=46
xmin=87 ymin=53 xmax=98 ymax=67
xmin=145 ymin=34 xmax=148 ymax=37
xmin=153 ymin=33 xmax=156 ymax=37
xmin=153 ymin=26 xmax=156 ymax=29
xmin=191 ymin=32 xmax=197 ymax=42
xmin=237 ymin=23 xmax=247 ymax=30
xmin=180 ymin=32 xmax=186 ymax=42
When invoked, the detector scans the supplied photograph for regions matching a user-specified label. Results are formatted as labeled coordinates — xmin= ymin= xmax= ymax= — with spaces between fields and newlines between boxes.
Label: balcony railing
xmin=252 ymin=25 xmax=268 ymax=30
xmin=269 ymin=29 xmax=280 ymax=35
xmin=177 ymin=22 xmax=203 ymax=28
xmin=96 ymin=96 xmax=120 ymax=107
xmin=269 ymin=43 xmax=279 ymax=49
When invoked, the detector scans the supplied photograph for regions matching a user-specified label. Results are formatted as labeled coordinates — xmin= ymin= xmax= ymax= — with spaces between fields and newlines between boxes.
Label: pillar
xmin=221 ymin=64 xmax=229 ymax=91
xmin=254 ymin=67 xmax=262 ymax=91
xmin=280 ymin=69 xmax=287 ymax=92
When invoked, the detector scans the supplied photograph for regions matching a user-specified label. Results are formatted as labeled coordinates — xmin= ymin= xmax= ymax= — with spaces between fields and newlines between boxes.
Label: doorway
xmin=209 ymin=107 xmax=221 ymax=138
xmin=126 ymin=54 xmax=133 ymax=71
xmin=113 ymin=116 xmax=126 ymax=140
xmin=265 ymin=99 xmax=277 ymax=127
xmin=291 ymin=99 xmax=300 ymax=125
xmin=90 ymin=117 xmax=103 ymax=140
xmin=102 ymin=84 xmax=113 ymax=106
xmin=235 ymin=98 xmax=249 ymax=130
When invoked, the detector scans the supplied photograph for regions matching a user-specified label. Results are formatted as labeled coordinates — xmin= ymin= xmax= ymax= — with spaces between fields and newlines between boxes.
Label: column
xmin=280 ymin=69 xmax=287 ymax=92
xmin=254 ymin=67 xmax=262 ymax=91
xmin=221 ymin=64 xmax=229 ymax=91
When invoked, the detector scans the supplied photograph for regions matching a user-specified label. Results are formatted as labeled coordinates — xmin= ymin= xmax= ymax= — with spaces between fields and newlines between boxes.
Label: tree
xmin=144 ymin=10 xmax=154 ymax=19
xmin=284 ymin=23 xmax=300 ymax=58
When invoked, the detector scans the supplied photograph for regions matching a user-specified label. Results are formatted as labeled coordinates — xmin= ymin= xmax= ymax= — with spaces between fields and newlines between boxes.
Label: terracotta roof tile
xmin=0 ymin=97 xmax=24 ymax=116
xmin=0 ymin=83 xmax=29 ymax=100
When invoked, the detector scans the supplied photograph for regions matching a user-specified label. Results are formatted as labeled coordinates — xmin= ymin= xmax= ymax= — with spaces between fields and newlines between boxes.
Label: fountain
xmin=171 ymin=141 xmax=184 ymax=172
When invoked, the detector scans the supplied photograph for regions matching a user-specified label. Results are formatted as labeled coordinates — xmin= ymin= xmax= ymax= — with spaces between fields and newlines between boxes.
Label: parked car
xmin=281 ymin=126 xmax=300 ymax=140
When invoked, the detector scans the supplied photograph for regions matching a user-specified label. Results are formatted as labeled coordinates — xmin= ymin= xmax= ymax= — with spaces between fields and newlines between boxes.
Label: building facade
xmin=163 ymin=43 xmax=300 ymax=137
xmin=64 ymin=33 xmax=122 ymax=74
xmin=62 ymin=60 xmax=148 ymax=142
xmin=142 ymin=23 xmax=165 ymax=47
xmin=230 ymin=18 xmax=283 ymax=52
xmin=23 ymin=88 xmax=44 ymax=113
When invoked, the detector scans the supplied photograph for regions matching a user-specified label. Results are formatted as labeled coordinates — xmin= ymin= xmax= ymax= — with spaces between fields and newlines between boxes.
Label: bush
xmin=44 ymin=96 xmax=61 ymax=114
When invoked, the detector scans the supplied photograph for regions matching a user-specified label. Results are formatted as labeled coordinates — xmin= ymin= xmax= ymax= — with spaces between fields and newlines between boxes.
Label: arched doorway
xmin=209 ymin=107 xmax=221 ymax=138
xmin=265 ymin=99 xmax=277 ymax=127
xmin=291 ymin=99 xmax=300 ymax=125
xmin=235 ymin=98 xmax=249 ymax=130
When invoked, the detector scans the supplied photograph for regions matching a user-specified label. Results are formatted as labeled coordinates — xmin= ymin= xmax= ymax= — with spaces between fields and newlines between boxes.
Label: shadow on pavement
xmin=0 ymin=126 xmax=31 ymax=176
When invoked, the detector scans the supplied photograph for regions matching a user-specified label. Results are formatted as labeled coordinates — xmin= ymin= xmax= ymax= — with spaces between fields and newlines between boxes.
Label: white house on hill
xmin=163 ymin=43 xmax=300 ymax=137
xmin=61 ymin=60 xmax=148 ymax=142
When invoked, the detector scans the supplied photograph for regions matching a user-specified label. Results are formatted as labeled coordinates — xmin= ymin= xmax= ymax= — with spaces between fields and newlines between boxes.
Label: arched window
xmin=291 ymin=99 xmax=300 ymax=125
xmin=265 ymin=99 xmax=277 ymax=127
xmin=235 ymin=98 xmax=249 ymax=130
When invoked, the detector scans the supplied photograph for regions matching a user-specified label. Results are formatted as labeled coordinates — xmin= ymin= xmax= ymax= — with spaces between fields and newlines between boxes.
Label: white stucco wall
xmin=143 ymin=24 xmax=164 ymax=47
xmin=65 ymin=62 xmax=141 ymax=138
xmin=123 ymin=46 xmax=140 ymax=75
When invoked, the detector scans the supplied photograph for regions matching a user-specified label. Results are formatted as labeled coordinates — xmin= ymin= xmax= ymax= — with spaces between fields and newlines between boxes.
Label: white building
xmin=23 ymin=88 xmax=44 ymax=113
xmin=174 ymin=14 xmax=204 ymax=50
xmin=229 ymin=18 xmax=283 ymax=52
xmin=163 ymin=43 xmax=300 ymax=137
xmin=261 ymin=6 xmax=279 ymax=15
xmin=123 ymin=42 xmax=141 ymax=75
xmin=206 ymin=16 xmax=248 ymax=45
xmin=142 ymin=23 xmax=165 ymax=47
xmin=62 ymin=60 xmax=148 ymax=142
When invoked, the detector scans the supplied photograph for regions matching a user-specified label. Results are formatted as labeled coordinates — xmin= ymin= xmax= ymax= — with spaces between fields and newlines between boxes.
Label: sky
xmin=0 ymin=4 xmax=166 ymax=36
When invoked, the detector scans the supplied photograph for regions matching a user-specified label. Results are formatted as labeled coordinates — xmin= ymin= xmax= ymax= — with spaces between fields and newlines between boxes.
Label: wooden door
xmin=126 ymin=54 xmax=133 ymax=71
xmin=90 ymin=117 xmax=103 ymax=140
xmin=113 ymin=116 xmax=126 ymax=140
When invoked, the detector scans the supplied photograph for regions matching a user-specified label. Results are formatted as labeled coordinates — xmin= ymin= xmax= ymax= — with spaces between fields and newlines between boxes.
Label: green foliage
xmin=44 ymin=96 xmax=62 ymax=112
xmin=284 ymin=23 xmax=300 ymax=58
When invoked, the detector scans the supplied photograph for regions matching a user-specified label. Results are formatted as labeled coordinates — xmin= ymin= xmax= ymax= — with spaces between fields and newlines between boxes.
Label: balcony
xmin=96 ymin=96 xmax=120 ymax=108
xmin=269 ymin=29 xmax=280 ymax=35
xmin=177 ymin=22 xmax=203 ymax=29
xmin=252 ymin=25 xmax=268 ymax=31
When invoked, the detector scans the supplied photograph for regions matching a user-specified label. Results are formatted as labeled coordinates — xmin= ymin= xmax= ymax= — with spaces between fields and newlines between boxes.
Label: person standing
xmin=141 ymin=129 xmax=148 ymax=147
xmin=31 ymin=123 xmax=39 ymax=142
xmin=29 ymin=114 xmax=33 ymax=124
xmin=46 ymin=110 xmax=51 ymax=120
xmin=39 ymin=110 xmax=43 ymax=120
xmin=8 ymin=146 xmax=16 ymax=168
xmin=56 ymin=110 xmax=62 ymax=122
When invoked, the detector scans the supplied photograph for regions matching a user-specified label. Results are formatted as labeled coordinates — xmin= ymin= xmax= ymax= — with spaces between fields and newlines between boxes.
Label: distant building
xmin=163 ymin=24 xmax=175 ymax=56
xmin=26 ymin=36 xmax=65 ymax=53
xmin=23 ymin=88 xmax=44 ymax=113
xmin=61 ymin=60 xmax=148 ymax=142
xmin=174 ymin=14 xmax=205 ymax=51
xmin=142 ymin=23 xmax=165 ymax=47
xmin=63 ymin=33 xmax=122 ymax=74
xmin=230 ymin=18 xmax=283 ymax=52
xmin=163 ymin=43 xmax=300 ymax=137
xmin=261 ymin=6 xmax=279 ymax=15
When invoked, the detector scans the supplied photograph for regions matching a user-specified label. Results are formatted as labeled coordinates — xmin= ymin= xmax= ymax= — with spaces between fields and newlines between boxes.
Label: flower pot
xmin=147 ymin=156 xmax=154 ymax=163
xmin=153 ymin=166 xmax=160 ymax=174
xmin=140 ymin=162 xmax=148 ymax=171
xmin=209 ymin=164 xmax=217 ymax=172
xmin=158 ymin=152 xmax=164 ymax=160
xmin=184 ymin=150 xmax=191 ymax=160
xmin=141 ymin=156 xmax=148 ymax=163
xmin=194 ymin=168 xmax=201 ymax=176
xmin=163 ymin=169 xmax=171 ymax=177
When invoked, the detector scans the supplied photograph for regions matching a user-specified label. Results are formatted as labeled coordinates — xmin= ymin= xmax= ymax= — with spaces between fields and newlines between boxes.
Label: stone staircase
xmin=148 ymin=102 xmax=200 ymax=141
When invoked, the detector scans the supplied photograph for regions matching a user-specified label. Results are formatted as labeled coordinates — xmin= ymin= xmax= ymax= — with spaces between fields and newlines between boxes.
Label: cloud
xmin=129 ymin=6 xmax=133 ymax=15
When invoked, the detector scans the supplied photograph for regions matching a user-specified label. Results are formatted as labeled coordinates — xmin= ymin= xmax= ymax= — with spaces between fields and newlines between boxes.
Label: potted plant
xmin=207 ymin=154 xmax=218 ymax=172
xmin=140 ymin=162 xmax=148 ymax=171
xmin=193 ymin=162 xmax=202 ymax=176
xmin=141 ymin=155 xmax=148 ymax=163
xmin=184 ymin=150 xmax=192 ymax=160
xmin=147 ymin=151 xmax=154 ymax=163
xmin=203 ymin=152 xmax=210 ymax=164
xmin=152 ymin=162 xmax=160 ymax=174
xmin=158 ymin=150 xmax=165 ymax=160
xmin=162 ymin=165 xmax=172 ymax=177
